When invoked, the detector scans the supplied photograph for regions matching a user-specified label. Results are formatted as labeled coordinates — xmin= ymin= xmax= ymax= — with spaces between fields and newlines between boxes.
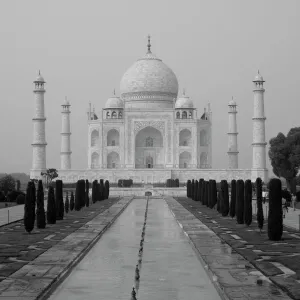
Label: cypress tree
xmin=198 ymin=179 xmax=203 ymax=202
xmin=268 ymin=178 xmax=283 ymax=241
xmin=85 ymin=179 xmax=90 ymax=207
xmin=74 ymin=180 xmax=81 ymax=211
xmin=201 ymin=181 xmax=206 ymax=205
xmin=221 ymin=180 xmax=229 ymax=216
xmin=36 ymin=180 xmax=46 ymax=229
xmin=81 ymin=180 xmax=86 ymax=208
xmin=65 ymin=191 xmax=69 ymax=214
xmin=194 ymin=180 xmax=198 ymax=201
xmin=55 ymin=180 xmax=64 ymax=220
xmin=229 ymin=180 xmax=236 ymax=218
xmin=256 ymin=177 xmax=264 ymax=231
xmin=236 ymin=180 xmax=244 ymax=224
xmin=70 ymin=191 xmax=75 ymax=211
xmin=47 ymin=186 xmax=56 ymax=224
xmin=206 ymin=180 xmax=210 ymax=207
xmin=31 ymin=181 xmax=36 ymax=225
xmin=24 ymin=182 xmax=34 ymax=233
xmin=105 ymin=180 xmax=110 ymax=199
xmin=211 ymin=180 xmax=217 ymax=209
xmin=197 ymin=179 xmax=201 ymax=201
xmin=244 ymin=179 xmax=253 ymax=226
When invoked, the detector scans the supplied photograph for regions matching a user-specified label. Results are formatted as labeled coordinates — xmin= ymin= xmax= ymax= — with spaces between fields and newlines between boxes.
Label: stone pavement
xmin=0 ymin=196 xmax=133 ymax=299
xmin=174 ymin=197 xmax=300 ymax=300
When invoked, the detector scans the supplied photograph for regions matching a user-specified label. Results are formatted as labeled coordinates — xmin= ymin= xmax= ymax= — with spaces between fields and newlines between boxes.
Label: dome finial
xmin=183 ymin=88 xmax=185 ymax=96
xmin=38 ymin=70 xmax=41 ymax=75
xmin=147 ymin=34 xmax=151 ymax=53
xmin=258 ymin=69 xmax=260 ymax=74
xmin=113 ymin=88 xmax=115 ymax=96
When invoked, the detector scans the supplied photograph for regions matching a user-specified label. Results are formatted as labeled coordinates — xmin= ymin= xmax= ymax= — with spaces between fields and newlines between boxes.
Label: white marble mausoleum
xmin=30 ymin=37 xmax=268 ymax=183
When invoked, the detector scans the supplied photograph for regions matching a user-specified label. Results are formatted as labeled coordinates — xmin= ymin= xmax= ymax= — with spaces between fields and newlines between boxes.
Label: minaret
xmin=30 ymin=71 xmax=47 ymax=179
xmin=227 ymin=97 xmax=239 ymax=169
xmin=251 ymin=71 xmax=268 ymax=182
xmin=60 ymin=97 xmax=72 ymax=170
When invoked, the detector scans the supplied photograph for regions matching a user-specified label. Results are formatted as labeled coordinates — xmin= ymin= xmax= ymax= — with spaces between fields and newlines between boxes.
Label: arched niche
xmin=107 ymin=129 xmax=119 ymax=146
xmin=91 ymin=152 xmax=99 ymax=169
xmin=135 ymin=126 xmax=164 ymax=169
xmin=176 ymin=111 xmax=180 ymax=119
xmin=179 ymin=151 xmax=191 ymax=169
xmin=111 ymin=111 xmax=117 ymax=119
xmin=107 ymin=151 xmax=120 ymax=169
xmin=179 ymin=129 xmax=191 ymax=146
xmin=200 ymin=129 xmax=208 ymax=146
xmin=200 ymin=152 xmax=208 ymax=167
xmin=91 ymin=130 xmax=99 ymax=147
xmin=182 ymin=111 xmax=187 ymax=119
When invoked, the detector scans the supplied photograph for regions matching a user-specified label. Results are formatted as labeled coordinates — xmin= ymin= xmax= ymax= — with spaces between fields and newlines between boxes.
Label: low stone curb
xmin=164 ymin=196 xmax=293 ymax=300
xmin=0 ymin=196 xmax=133 ymax=300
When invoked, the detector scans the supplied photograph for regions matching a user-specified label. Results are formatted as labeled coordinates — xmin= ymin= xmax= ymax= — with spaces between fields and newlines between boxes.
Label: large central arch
xmin=135 ymin=126 xmax=164 ymax=169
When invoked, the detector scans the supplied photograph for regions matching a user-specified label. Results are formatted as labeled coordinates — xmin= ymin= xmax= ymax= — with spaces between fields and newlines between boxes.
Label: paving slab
xmin=0 ymin=197 xmax=133 ymax=299
xmin=165 ymin=196 xmax=293 ymax=300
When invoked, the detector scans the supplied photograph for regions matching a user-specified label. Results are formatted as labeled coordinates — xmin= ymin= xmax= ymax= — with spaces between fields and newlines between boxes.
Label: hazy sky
xmin=2 ymin=0 xmax=300 ymax=173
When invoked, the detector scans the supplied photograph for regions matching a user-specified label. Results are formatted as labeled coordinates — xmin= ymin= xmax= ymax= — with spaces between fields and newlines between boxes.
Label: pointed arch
xmin=91 ymin=130 xmax=99 ymax=147
xmin=107 ymin=129 xmax=119 ymax=146
xmin=179 ymin=129 xmax=192 ymax=146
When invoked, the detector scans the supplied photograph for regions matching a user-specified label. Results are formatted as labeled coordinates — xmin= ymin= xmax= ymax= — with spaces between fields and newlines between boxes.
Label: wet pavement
xmin=48 ymin=196 xmax=222 ymax=300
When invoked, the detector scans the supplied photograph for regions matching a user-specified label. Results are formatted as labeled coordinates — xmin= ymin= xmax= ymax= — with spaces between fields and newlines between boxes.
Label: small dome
xmin=34 ymin=71 xmax=45 ymax=83
xmin=105 ymin=96 xmax=123 ymax=109
xmin=253 ymin=71 xmax=264 ymax=82
xmin=175 ymin=94 xmax=193 ymax=108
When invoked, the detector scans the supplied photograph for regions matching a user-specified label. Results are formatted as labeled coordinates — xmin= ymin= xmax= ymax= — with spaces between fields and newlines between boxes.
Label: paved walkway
xmin=49 ymin=196 xmax=222 ymax=300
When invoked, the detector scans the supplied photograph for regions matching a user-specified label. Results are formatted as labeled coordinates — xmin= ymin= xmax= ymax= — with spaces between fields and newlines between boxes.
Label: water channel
xmin=48 ymin=197 xmax=222 ymax=300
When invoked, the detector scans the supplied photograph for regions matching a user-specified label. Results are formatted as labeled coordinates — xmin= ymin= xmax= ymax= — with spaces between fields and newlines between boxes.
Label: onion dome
xmin=105 ymin=91 xmax=124 ymax=109
xmin=175 ymin=90 xmax=193 ymax=108
xmin=34 ymin=70 xmax=45 ymax=83
xmin=120 ymin=36 xmax=178 ymax=103
xmin=253 ymin=70 xmax=264 ymax=82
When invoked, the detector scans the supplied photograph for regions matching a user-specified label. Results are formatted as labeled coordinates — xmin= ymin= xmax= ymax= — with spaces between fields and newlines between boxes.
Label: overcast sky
xmin=1 ymin=0 xmax=300 ymax=174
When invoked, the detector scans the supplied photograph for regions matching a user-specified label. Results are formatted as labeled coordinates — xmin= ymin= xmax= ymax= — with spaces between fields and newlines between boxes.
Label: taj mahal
xmin=30 ymin=37 xmax=268 ymax=183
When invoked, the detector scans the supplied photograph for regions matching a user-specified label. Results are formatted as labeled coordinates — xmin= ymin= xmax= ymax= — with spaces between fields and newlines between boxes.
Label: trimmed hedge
xmin=268 ymin=178 xmax=283 ymax=241
xmin=236 ymin=180 xmax=244 ymax=224
xmin=229 ymin=180 xmax=236 ymax=218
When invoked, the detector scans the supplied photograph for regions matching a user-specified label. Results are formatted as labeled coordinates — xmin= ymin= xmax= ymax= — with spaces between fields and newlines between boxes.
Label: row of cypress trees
xmin=186 ymin=177 xmax=283 ymax=241
xmin=91 ymin=179 xmax=110 ymax=203
xmin=24 ymin=178 xmax=110 ymax=233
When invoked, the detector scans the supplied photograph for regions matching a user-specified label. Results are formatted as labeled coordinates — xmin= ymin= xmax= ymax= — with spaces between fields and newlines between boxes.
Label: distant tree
xmin=16 ymin=194 xmax=25 ymax=204
xmin=70 ymin=191 xmax=74 ymax=211
xmin=256 ymin=177 xmax=264 ymax=231
xmin=269 ymin=127 xmax=300 ymax=193
xmin=244 ymin=180 xmax=253 ymax=226
xmin=194 ymin=180 xmax=198 ymax=202
xmin=65 ymin=191 xmax=69 ymax=214
xmin=229 ymin=180 xmax=236 ymax=218
xmin=36 ymin=180 xmax=46 ymax=229
xmin=236 ymin=180 xmax=244 ymax=224
xmin=100 ymin=179 xmax=104 ymax=201
xmin=92 ymin=180 xmax=98 ymax=203
xmin=47 ymin=186 xmax=56 ymax=224
xmin=0 ymin=174 xmax=16 ymax=195
xmin=191 ymin=179 xmax=195 ymax=200
xmin=75 ymin=180 xmax=81 ymax=211
xmin=41 ymin=168 xmax=58 ymax=188
xmin=16 ymin=180 xmax=21 ymax=191
xmin=268 ymin=178 xmax=283 ymax=241
xmin=24 ymin=182 xmax=35 ymax=233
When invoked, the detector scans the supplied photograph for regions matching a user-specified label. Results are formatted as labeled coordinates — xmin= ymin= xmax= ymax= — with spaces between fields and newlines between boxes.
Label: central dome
xmin=120 ymin=40 xmax=178 ymax=107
